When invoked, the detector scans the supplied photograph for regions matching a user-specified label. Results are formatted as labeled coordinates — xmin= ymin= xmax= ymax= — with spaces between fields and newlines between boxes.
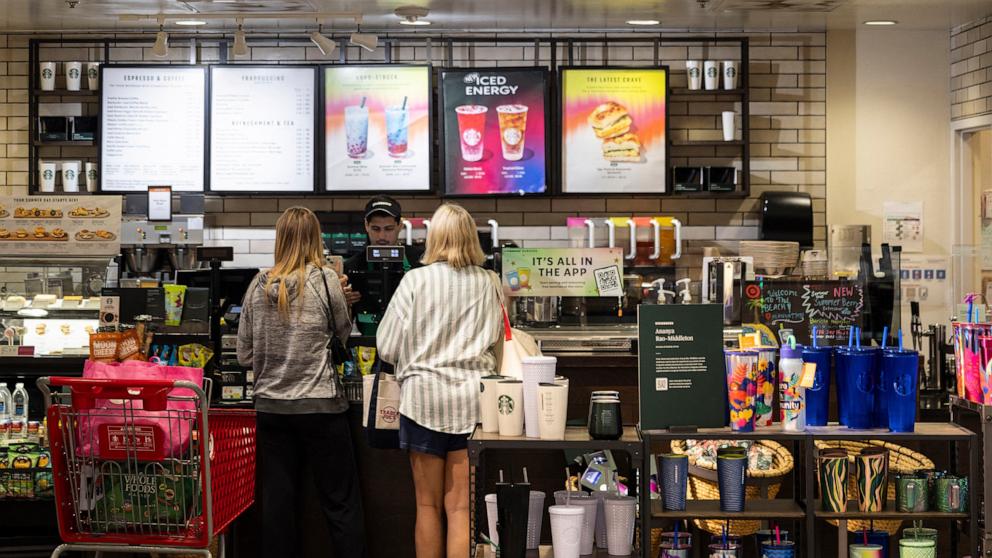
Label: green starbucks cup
xmin=899 ymin=538 xmax=936 ymax=558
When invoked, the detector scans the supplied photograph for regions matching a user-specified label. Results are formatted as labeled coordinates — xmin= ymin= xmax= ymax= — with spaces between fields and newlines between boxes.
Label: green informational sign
xmin=501 ymin=247 xmax=624 ymax=297
xmin=638 ymin=304 xmax=727 ymax=430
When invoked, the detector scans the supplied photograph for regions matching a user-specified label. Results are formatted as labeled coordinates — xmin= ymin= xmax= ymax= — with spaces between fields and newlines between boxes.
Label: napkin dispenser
xmin=39 ymin=116 xmax=69 ymax=142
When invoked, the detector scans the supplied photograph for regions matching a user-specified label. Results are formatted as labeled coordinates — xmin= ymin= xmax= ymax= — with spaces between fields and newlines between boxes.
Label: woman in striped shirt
xmin=378 ymin=203 xmax=503 ymax=558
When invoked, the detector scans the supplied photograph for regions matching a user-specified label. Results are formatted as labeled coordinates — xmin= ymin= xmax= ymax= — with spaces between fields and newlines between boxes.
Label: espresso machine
xmin=119 ymin=216 xmax=205 ymax=280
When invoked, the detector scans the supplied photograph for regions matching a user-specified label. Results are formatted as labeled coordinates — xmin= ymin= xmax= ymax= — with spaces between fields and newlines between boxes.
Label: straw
xmin=722 ymin=523 xmax=728 ymax=549
xmin=360 ymin=96 xmax=367 ymax=108
xmin=401 ymin=95 xmax=408 ymax=110
xmin=674 ymin=522 xmax=679 ymax=548
xmin=855 ymin=327 xmax=862 ymax=349
xmin=848 ymin=327 xmax=855 ymax=347
xmin=899 ymin=329 xmax=904 ymax=350
xmin=499 ymin=469 xmax=505 ymax=483
xmin=564 ymin=468 xmax=571 ymax=506
xmin=882 ymin=326 xmax=889 ymax=348
xmin=812 ymin=326 xmax=819 ymax=348
xmin=480 ymin=532 xmax=498 ymax=551
xmin=863 ymin=527 xmax=868 ymax=546
xmin=775 ymin=524 xmax=781 ymax=545
xmin=523 ymin=467 xmax=529 ymax=484
xmin=788 ymin=335 xmax=796 ymax=350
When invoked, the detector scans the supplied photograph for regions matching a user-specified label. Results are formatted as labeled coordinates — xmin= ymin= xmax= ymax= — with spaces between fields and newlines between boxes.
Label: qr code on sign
xmin=655 ymin=378 xmax=669 ymax=391
xmin=594 ymin=265 xmax=623 ymax=297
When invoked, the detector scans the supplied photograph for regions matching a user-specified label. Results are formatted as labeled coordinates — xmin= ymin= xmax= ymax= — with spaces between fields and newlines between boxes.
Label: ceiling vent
xmin=178 ymin=0 xmax=317 ymax=13
xmin=707 ymin=0 xmax=844 ymax=12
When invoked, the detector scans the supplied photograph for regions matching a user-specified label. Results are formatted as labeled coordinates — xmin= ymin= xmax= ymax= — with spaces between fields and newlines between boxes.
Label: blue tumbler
xmin=882 ymin=348 xmax=919 ymax=432
xmin=834 ymin=347 xmax=877 ymax=429
xmin=802 ymin=346 xmax=832 ymax=426
xmin=760 ymin=540 xmax=796 ymax=558
xmin=866 ymin=530 xmax=890 ymax=557
xmin=717 ymin=454 xmax=748 ymax=512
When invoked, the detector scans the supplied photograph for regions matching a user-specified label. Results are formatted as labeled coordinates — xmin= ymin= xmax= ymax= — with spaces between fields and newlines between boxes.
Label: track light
xmin=152 ymin=21 xmax=169 ymax=58
xmin=350 ymin=31 xmax=378 ymax=52
xmin=233 ymin=19 xmax=249 ymax=56
xmin=310 ymin=26 xmax=338 ymax=57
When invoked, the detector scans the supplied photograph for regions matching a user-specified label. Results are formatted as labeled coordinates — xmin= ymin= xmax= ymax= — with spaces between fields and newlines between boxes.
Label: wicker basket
xmin=670 ymin=439 xmax=794 ymax=537
xmin=814 ymin=439 xmax=935 ymax=534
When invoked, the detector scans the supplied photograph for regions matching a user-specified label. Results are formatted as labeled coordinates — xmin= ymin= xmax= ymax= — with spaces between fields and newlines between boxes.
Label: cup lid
xmin=780 ymin=344 xmax=804 ymax=359
xmin=548 ymin=505 xmax=585 ymax=515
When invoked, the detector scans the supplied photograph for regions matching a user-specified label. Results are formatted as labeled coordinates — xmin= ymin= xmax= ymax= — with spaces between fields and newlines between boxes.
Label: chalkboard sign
xmin=742 ymin=280 xmax=864 ymax=345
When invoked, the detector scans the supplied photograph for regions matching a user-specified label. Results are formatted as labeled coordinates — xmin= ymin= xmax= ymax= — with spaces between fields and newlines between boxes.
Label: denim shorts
xmin=399 ymin=415 xmax=469 ymax=458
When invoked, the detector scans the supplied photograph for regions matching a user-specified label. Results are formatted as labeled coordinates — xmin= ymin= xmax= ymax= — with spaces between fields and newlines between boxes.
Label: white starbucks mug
xmin=704 ymin=61 xmax=720 ymax=90
xmin=86 ymin=62 xmax=100 ymax=90
xmin=84 ymin=162 xmax=98 ymax=192
xmin=61 ymin=160 xmax=81 ymax=192
xmin=722 ymin=111 xmax=736 ymax=142
xmin=39 ymin=161 xmax=57 ymax=192
xmin=686 ymin=60 xmax=702 ymax=90
xmin=65 ymin=62 xmax=82 ymax=91
xmin=496 ymin=380 xmax=524 ymax=437
xmin=39 ymin=62 xmax=56 ymax=91
xmin=723 ymin=61 xmax=740 ymax=90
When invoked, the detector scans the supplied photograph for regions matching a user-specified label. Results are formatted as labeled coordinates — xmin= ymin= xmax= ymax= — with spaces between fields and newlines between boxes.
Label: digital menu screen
xmin=561 ymin=67 xmax=668 ymax=193
xmin=324 ymin=65 xmax=431 ymax=192
xmin=210 ymin=66 xmax=316 ymax=192
xmin=440 ymin=68 xmax=548 ymax=196
xmin=100 ymin=66 xmax=206 ymax=192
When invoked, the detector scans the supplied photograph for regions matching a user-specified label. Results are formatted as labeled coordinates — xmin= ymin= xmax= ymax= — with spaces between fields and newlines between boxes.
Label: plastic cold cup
xmin=549 ymin=505 xmax=584 ymax=558
xmin=835 ymin=347 xmax=877 ymax=429
xmin=344 ymin=105 xmax=369 ymax=158
xmin=484 ymin=493 xmax=499 ymax=546
xmin=708 ymin=542 xmax=741 ymax=557
xmin=603 ymin=495 xmax=635 ymax=555
xmin=525 ymin=490 xmax=545 ymax=550
xmin=761 ymin=541 xmax=796 ymax=558
xmin=802 ymin=346 xmax=832 ymax=426
xmin=385 ymin=105 xmax=409 ymax=157
xmin=899 ymin=538 xmax=936 ymax=558
xmin=725 ymin=350 xmax=758 ymax=432
xmin=779 ymin=344 xmax=806 ymax=431
xmin=754 ymin=347 xmax=778 ymax=427
xmin=496 ymin=104 xmax=528 ymax=161
xmin=883 ymin=349 xmax=920 ymax=432
xmin=455 ymin=105 xmax=487 ymax=162
xmin=849 ymin=544 xmax=884 ymax=558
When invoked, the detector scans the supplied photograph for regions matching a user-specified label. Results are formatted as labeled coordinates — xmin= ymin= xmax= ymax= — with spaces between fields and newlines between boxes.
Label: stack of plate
xmin=738 ymin=241 xmax=800 ymax=275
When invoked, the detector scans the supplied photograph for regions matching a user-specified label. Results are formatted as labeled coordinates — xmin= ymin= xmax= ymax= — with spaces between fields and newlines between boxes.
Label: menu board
xmin=324 ymin=65 xmax=431 ymax=192
xmin=561 ymin=67 xmax=668 ymax=193
xmin=210 ymin=66 xmax=316 ymax=192
xmin=440 ymin=68 xmax=548 ymax=195
xmin=0 ymin=196 xmax=122 ymax=256
xmin=100 ymin=66 xmax=206 ymax=192
xmin=742 ymin=280 xmax=865 ymax=345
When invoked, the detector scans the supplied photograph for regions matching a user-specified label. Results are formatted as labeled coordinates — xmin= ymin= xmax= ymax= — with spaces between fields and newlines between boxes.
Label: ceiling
xmin=0 ymin=0 xmax=989 ymax=33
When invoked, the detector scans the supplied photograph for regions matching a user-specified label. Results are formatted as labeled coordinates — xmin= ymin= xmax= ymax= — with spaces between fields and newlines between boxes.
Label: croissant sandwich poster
xmin=561 ymin=68 xmax=668 ymax=193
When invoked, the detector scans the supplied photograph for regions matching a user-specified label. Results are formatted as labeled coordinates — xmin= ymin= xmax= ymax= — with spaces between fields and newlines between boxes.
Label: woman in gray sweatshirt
xmin=237 ymin=206 xmax=365 ymax=557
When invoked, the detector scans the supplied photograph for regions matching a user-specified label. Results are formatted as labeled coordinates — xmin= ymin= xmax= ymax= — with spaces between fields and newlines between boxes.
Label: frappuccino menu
xmin=100 ymin=66 xmax=206 ymax=192
xmin=324 ymin=66 xmax=432 ymax=192
xmin=210 ymin=66 xmax=316 ymax=192
xmin=0 ymin=196 xmax=122 ymax=256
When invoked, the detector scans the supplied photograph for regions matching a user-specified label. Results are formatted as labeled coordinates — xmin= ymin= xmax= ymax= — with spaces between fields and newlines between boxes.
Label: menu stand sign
xmin=638 ymin=304 xmax=726 ymax=430
xmin=0 ymin=195 xmax=122 ymax=257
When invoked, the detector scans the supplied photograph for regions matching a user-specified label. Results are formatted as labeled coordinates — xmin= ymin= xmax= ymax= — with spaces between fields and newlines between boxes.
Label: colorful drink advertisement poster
xmin=501 ymin=247 xmax=624 ymax=297
xmin=440 ymin=68 xmax=548 ymax=196
xmin=561 ymin=67 xmax=668 ymax=193
xmin=324 ymin=65 xmax=431 ymax=192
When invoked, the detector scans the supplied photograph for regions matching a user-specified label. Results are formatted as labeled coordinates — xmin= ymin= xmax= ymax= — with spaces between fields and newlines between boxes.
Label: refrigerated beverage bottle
xmin=455 ymin=105 xmax=487 ymax=162
xmin=0 ymin=383 xmax=10 ymax=422
xmin=344 ymin=105 xmax=369 ymax=158
xmin=12 ymin=383 xmax=28 ymax=434
xmin=779 ymin=345 xmax=806 ymax=431
xmin=385 ymin=105 xmax=409 ymax=157
xmin=496 ymin=104 xmax=528 ymax=161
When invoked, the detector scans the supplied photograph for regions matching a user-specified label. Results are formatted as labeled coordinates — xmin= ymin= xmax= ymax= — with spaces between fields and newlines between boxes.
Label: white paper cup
xmin=65 ymin=62 xmax=82 ymax=91
xmin=604 ymin=496 xmax=637 ymax=556
xmin=485 ymin=493 xmax=499 ymax=546
xmin=480 ymin=375 xmax=503 ymax=433
xmin=723 ymin=60 xmax=739 ymax=90
xmin=704 ymin=61 xmax=720 ymax=90
xmin=39 ymin=161 xmax=57 ymax=192
xmin=526 ymin=491 xmax=546 ymax=550
xmin=686 ymin=60 xmax=702 ymax=90
xmin=496 ymin=380 xmax=524 ymax=437
xmin=61 ymin=160 xmax=80 ymax=192
xmin=84 ymin=162 xmax=98 ymax=192
xmin=573 ymin=495 xmax=599 ymax=555
xmin=86 ymin=62 xmax=100 ymax=90
xmin=722 ymin=111 xmax=736 ymax=141
xmin=522 ymin=356 xmax=556 ymax=438
xmin=39 ymin=62 xmax=56 ymax=91
xmin=554 ymin=375 xmax=569 ymax=389
xmin=549 ymin=505 xmax=584 ymax=558
xmin=538 ymin=383 xmax=568 ymax=440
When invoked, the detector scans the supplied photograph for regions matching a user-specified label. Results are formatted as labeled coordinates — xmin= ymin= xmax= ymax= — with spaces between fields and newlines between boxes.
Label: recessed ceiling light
xmin=864 ymin=20 xmax=897 ymax=26
xmin=396 ymin=6 xmax=430 ymax=26
xmin=627 ymin=19 xmax=660 ymax=26
xmin=175 ymin=20 xmax=207 ymax=26
xmin=400 ymin=19 xmax=431 ymax=26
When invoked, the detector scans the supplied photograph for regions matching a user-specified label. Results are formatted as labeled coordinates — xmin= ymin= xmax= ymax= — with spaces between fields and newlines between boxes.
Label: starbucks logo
xmin=41 ymin=68 xmax=53 ymax=79
xmin=497 ymin=394 xmax=515 ymax=415
xmin=725 ymin=67 xmax=737 ymax=78
xmin=88 ymin=67 xmax=98 ymax=78
xmin=68 ymin=68 xmax=80 ymax=79
xmin=706 ymin=67 xmax=719 ymax=78
xmin=688 ymin=67 xmax=700 ymax=78
xmin=88 ymin=169 xmax=97 ymax=180
xmin=42 ymin=169 xmax=54 ymax=180
xmin=64 ymin=169 xmax=75 ymax=180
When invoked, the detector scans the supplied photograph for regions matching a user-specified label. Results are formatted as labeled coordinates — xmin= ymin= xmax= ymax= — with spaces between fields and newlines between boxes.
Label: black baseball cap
xmin=364 ymin=196 xmax=402 ymax=221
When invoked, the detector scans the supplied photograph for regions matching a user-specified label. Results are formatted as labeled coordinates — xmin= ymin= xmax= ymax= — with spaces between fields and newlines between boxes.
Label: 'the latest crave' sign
xmin=742 ymin=280 xmax=865 ymax=345
xmin=501 ymin=247 xmax=624 ymax=297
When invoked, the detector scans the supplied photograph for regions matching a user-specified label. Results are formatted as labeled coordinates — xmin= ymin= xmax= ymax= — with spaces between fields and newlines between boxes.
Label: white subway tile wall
xmin=0 ymin=32 xmax=827 ymax=279
xmin=952 ymin=15 xmax=992 ymax=120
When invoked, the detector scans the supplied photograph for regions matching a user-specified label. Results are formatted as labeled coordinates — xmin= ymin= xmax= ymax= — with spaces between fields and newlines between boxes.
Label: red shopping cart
xmin=38 ymin=376 xmax=256 ymax=557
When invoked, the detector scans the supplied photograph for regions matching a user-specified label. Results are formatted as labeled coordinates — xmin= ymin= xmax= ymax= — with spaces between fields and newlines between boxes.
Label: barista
xmin=344 ymin=196 xmax=423 ymax=324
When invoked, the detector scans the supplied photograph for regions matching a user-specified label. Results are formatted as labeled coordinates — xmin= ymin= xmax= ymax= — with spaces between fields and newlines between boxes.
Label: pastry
xmin=60 ymin=324 xmax=71 ymax=336
xmin=602 ymin=132 xmax=642 ymax=162
xmin=0 ymin=228 xmax=9 ymax=239
xmin=3 ymin=296 xmax=26 ymax=311
xmin=50 ymin=228 xmax=66 ymax=239
xmin=33 ymin=294 xmax=57 ymax=308
xmin=35 ymin=324 xmax=46 ymax=335
xmin=588 ymin=102 xmax=632 ymax=139
xmin=14 ymin=228 xmax=28 ymax=239
xmin=33 ymin=226 xmax=46 ymax=239
xmin=96 ymin=230 xmax=116 ymax=240
xmin=75 ymin=230 xmax=95 ymax=240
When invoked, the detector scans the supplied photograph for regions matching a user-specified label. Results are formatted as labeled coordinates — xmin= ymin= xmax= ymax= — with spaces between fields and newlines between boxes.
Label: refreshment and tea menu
xmin=0 ymin=196 xmax=122 ymax=256
xmin=210 ymin=66 xmax=316 ymax=192
xmin=561 ymin=68 xmax=668 ymax=193
xmin=324 ymin=65 xmax=431 ymax=192
xmin=440 ymin=69 xmax=548 ymax=195
xmin=100 ymin=66 xmax=206 ymax=192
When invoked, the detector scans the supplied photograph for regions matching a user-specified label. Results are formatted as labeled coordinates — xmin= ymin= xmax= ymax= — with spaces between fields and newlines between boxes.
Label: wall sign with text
xmin=742 ymin=280 xmax=865 ymax=345
xmin=440 ymin=68 xmax=549 ymax=196
xmin=561 ymin=67 xmax=668 ymax=194
xmin=0 ymin=196 xmax=122 ymax=256
xmin=501 ymin=248 xmax=623 ymax=297
xmin=324 ymin=65 xmax=432 ymax=192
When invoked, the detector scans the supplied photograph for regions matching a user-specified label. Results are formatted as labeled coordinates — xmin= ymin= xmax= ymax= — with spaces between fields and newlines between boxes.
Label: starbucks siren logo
xmin=725 ymin=67 xmax=737 ymax=78
xmin=688 ymin=67 xmax=700 ymax=78
xmin=706 ymin=66 xmax=719 ymax=78
xmin=42 ymin=169 xmax=54 ymax=180
xmin=88 ymin=169 xmax=97 ymax=180
xmin=64 ymin=169 xmax=75 ymax=180
xmin=497 ymin=394 xmax=515 ymax=416
xmin=68 ymin=68 xmax=80 ymax=79
xmin=88 ymin=67 xmax=98 ymax=78
xmin=41 ymin=68 xmax=53 ymax=79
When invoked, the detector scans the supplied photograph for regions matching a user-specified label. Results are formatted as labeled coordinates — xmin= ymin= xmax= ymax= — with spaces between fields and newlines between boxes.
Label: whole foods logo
xmin=379 ymin=405 xmax=399 ymax=424
xmin=497 ymin=394 xmax=515 ymax=415
xmin=462 ymin=72 xmax=518 ymax=96
xmin=706 ymin=66 xmax=719 ymax=78
xmin=41 ymin=68 xmax=53 ymax=80
xmin=68 ymin=67 xmax=80 ymax=79
xmin=725 ymin=66 xmax=737 ymax=79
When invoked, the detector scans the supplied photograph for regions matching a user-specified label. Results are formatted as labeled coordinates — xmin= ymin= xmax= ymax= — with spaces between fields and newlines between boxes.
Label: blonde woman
xmin=378 ymin=203 xmax=503 ymax=558
xmin=237 ymin=207 xmax=365 ymax=557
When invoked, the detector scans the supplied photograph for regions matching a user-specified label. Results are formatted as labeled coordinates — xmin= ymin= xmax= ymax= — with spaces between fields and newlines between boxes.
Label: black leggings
xmin=257 ymin=411 xmax=366 ymax=557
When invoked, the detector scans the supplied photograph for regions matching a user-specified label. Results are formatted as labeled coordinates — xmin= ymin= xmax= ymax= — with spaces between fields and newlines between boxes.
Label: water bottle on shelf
xmin=11 ymin=383 xmax=29 ymax=440
xmin=0 ymin=383 xmax=10 ymax=442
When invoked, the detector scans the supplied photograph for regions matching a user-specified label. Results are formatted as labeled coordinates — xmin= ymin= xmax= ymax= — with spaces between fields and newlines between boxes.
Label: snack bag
xmin=163 ymin=284 xmax=187 ymax=327
xmin=178 ymin=344 xmax=213 ymax=368
xmin=90 ymin=332 xmax=121 ymax=363
xmin=97 ymin=459 xmax=198 ymax=527
xmin=356 ymin=346 xmax=377 ymax=376
xmin=4 ymin=442 xmax=40 ymax=498
xmin=116 ymin=329 xmax=145 ymax=362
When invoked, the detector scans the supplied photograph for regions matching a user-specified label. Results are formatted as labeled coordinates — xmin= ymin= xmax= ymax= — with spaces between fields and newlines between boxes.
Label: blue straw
xmin=812 ymin=326 xmax=819 ymax=348
xmin=722 ymin=524 xmax=728 ymax=549
xmin=882 ymin=326 xmax=889 ymax=349
xmin=899 ymin=329 xmax=904 ymax=350
xmin=848 ymin=327 xmax=854 ymax=347
xmin=674 ymin=522 xmax=679 ymax=547
xmin=855 ymin=327 xmax=861 ymax=349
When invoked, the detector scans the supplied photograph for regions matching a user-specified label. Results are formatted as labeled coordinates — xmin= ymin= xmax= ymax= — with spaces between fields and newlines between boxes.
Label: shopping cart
xmin=38 ymin=376 xmax=256 ymax=557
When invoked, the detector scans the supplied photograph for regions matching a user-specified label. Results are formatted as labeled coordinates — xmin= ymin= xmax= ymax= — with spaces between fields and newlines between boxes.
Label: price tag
xmin=799 ymin=362 xmax=817 ymax=388
xmin=739 ymin=333 xmax=760 ymax=349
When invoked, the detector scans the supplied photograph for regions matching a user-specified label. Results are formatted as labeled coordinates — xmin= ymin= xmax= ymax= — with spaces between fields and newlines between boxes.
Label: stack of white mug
xmin=38 ymin=161 xmax=98 ymax=193
xmin=686 ymin=60 xmax=740 ymax=142
xmin=39 ymin=61 xmax=100 ymax=91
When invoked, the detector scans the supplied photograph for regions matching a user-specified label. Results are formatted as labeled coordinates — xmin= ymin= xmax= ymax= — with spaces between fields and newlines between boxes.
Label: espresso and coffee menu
xmin=0 ymin=195 xmax=122 ymax=256
xmin=100 ymin=66 xmax=206 ymax=192
xmin=210 ymin=66 xmax=316 ymax=192
xmin=440 ymin=68 xmax=548 ymax=195
xmin=324 ymin=65 xmax=431 ymax=192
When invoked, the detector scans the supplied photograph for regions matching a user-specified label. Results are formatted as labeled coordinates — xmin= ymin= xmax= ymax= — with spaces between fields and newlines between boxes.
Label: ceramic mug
xmin=935 ymin=475 xmax=968 ymax=513
xmin=855 ymin=448 xmax=889 ymax=512
xmin=896 ymin=474 xmax=928 ymax=512
xmin=65 ymin=61 xmax=82 ymax=91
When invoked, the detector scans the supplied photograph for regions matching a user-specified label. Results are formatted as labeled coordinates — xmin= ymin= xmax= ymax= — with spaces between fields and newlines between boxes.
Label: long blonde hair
xmin=266 ymin=206 xmax=325 ymax=316
xmin=422 ymin=203 xmax=486 ymax=268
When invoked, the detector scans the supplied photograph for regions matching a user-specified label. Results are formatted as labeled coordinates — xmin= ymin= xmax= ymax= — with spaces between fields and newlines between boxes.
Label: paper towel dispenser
xmin=759 ymin=191 xmax=813 ymax=248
